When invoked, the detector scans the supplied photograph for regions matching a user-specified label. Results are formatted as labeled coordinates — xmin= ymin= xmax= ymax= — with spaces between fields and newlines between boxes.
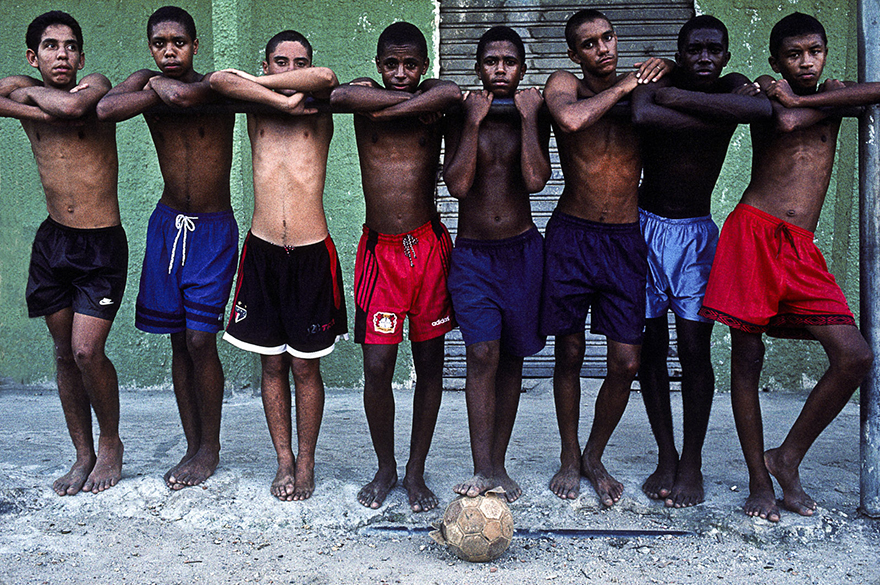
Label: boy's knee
xmin=608 ymin=353 xmax=640 ymax=381
xmin=836 ymin=345 xmax=874 ymax=381
xmin=185 ymin=330 xmax=219 ymax=359
xmin=71 ymin=342 xmax=106 ymax=371
xmin=466 ymin=342 xmax=499 ymax=373
xmin=364 ymin=353 xmax=395 ymax=385
xmin=555 ymin=339 xmax=585 ymax=371
xmin=291 ymin=357 xmax=321 ymax=385
xmin=261 ymin=354 xmax=290 ymax=380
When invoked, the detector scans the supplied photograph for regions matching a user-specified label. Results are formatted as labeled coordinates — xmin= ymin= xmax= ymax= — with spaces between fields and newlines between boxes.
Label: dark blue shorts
xmin=135 ymin=202 xmax=238 ymax=334
xmin=540 ymin=211 xmax=647 ymax=345
xmin=448 ymin=227 xmax=545 ymax=357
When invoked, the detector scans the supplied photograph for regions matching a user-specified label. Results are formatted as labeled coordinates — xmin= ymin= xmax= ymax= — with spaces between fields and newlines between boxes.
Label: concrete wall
xmin=0 ymin=0 xmax=436 ymax=392
xmin=0 ymin=0 xmax=863 ymax=393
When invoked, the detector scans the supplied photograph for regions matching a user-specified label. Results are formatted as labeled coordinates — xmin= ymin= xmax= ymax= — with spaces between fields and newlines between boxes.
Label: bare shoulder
xmin=545 ymin=70 xmax=578 ymax=94
xmin=0 ymin=75 xmax=41 ymax=93
xmin=718 ymin=72 xmax=752 ymax=91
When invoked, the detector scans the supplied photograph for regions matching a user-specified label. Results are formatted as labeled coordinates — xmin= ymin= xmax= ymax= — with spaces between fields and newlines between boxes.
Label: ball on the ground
xmin=429 ymin=491 xmax=513 ymax=562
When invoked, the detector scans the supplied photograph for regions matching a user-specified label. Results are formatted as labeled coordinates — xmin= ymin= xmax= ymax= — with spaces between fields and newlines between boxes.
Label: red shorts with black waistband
xmin=354 ymin=216 xmax=454 ymax=345
xmin=698 ymin=204 xmax=854 ymax=339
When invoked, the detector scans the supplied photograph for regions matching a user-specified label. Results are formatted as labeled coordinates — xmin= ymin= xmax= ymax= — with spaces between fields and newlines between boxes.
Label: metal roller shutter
xmin=437 ymin=0 xmax=694 ymax=379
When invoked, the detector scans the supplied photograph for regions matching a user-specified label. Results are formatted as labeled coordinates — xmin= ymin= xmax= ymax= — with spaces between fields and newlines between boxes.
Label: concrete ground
xmin=1 ymin=379 xmax=879 ymax=584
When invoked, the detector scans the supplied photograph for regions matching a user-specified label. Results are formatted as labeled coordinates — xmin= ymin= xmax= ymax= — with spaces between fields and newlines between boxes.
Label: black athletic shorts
xmin=26 ymin=217 xmax=128 ymax=320
xmin=223 ymin=232 xmax=348 ymax=358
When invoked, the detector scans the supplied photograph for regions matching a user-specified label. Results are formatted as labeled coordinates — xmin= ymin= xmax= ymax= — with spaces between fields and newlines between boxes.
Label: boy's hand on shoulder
xmin=634 ymin=57 xmax=672 ymax=85
xmin=733 ymin=81 xmax=762 ymax=97
xmin=69 ymin=82 xmax=89 ymax=94
xmin=463 ymin=90 xmax=493 ymax=124
xmin=514 ymin=87 xmax=543 ymax=117
xmin=820 ymin=79 xmax=845 ymax=93
xmin=766 ymin=78 xmax=799 ymax=107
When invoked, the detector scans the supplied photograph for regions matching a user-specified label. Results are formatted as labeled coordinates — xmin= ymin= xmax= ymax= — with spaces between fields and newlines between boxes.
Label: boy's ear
xmin=25 ymin=49 xmax=38 ymax=69
xmin=193 ymin=38 xmax=199 ymax=55
xmin=262 ymin=60 xmax=269 ymax=75
xmin=721 ymin=50 xmax=731 ymax=69
xmin=674 ymin=51 xmax=683 ymax=68
xmin=421 ymin=58 xmax=429 ymax=76
xmin=567 ymin=48 xmax=581 ymax=65
xmin=768 ymin=55 xmax=780 ymax=74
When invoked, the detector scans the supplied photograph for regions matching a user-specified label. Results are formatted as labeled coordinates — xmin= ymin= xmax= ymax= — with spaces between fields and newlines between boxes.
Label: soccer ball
xmin=429 ymin=491 xmax=514 ymax=562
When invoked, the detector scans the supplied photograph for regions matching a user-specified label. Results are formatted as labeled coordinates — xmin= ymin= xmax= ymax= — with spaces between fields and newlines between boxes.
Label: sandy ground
xmin=1 ymin=379 xmax=879 ymax=585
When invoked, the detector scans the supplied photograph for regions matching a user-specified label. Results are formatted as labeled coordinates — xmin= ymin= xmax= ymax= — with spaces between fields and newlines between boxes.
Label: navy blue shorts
xmin=540 ymin=211 xmax=647 ymax=345
xmin=26 ymin=217 xmax=128 ymax=320
xmin=448 ymin=227 xmax=545 ymax=357
xmin=135 ymin=202 xmax=238 ymax=334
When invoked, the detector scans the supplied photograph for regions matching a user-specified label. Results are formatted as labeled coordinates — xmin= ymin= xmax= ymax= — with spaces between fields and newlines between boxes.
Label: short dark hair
xmin=265 ymin=30 xmax=312 ymax=62
xmin=565 ymin=9 xmax=611 ymax=52
xmin=677 ymin=15 xmax=729 ymax=53
xmin=476 ymin=26 xmax=525 ymax=63
xmin=148 ymin=6 xmax=197 ymax=41
xmin=377 ymin=22 xmax=428 ymax=61
xmin=769 ymin=12 xmax=827 ymax=58
xmin=26 ymin=11 xmax=83 ymax=52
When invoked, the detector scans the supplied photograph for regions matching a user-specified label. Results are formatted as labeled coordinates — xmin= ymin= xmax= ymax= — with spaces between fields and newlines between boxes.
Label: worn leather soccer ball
xmin=429 ymin=490 xmax=513 ymax=562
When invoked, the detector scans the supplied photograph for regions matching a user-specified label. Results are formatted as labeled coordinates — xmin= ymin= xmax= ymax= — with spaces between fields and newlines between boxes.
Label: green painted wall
xmin=0 ymin=1 xmax=865 ymax=393
xmin=0 ymin=0 xmax=436 ymax=392
xmin=697 ymin=0 xmax=859 ymax=392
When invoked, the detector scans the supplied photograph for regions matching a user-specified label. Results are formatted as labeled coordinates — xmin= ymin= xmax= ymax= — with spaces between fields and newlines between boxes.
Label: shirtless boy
xmin=210 ymin=31 xmax=346 ymax=501
xmin=698 ymin=12 xmax=873 ymax=522
xmin=330 ymin=22 xmax=460 ymax=512
xmin=631 ymin=15 xmax=771 ymax=508
xmin=443 ymin=26 xmax=551 ymax=503
xmin=97 ymin=6 xmax=237 ymax=490
xmin=542 ymin=9 xmax=668 ymax=505
xmin=0 ymin=11 xmax=125 ymax=496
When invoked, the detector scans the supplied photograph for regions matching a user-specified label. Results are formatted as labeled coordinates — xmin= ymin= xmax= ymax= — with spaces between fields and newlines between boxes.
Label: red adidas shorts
xmin=698 ymin=204 xmax=854 ymax=339
xmin=354 ymin=216 xmax=454 ymax=344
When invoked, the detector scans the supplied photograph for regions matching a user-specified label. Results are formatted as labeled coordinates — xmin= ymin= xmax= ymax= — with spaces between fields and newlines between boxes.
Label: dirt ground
xmin=1 ymin=380 xmax=879 ymax=585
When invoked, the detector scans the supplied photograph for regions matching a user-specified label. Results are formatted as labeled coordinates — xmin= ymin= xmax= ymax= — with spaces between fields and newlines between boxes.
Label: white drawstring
xmin=168 ymin=214 xmax=198 ymax=274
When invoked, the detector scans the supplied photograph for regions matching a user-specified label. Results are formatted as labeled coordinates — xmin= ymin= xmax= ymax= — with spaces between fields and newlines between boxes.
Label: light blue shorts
xmin=640 ymin=209 xmax=718 ymax=323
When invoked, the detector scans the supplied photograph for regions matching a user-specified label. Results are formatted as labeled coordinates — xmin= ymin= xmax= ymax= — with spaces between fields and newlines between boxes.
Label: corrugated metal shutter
xmin=438 ymin=0 xmax=694 ymax=379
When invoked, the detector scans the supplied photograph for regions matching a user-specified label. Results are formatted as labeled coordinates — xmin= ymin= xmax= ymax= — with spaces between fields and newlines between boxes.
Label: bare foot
xmin=292 ymin=457 xmax=315 ymax=501
xmin=53 ymin=455 xmax=95 ymax=496
xmin=764 ymin=448 xmax=816 ymax=516
xmin=271 ymin=462 xmax=296 ymax=501
xmin=83 ymin=437 xmax=123 ymax=493
xmin=358 ymin=467 xmax=397 ymax=509
xmin=164 ymin=449 xmax=197 ymax=487
xmin=642 ymin=461 xmax=676 ymax=501
xmin=167 ymin=446 xmax=219 ymax=490
xmin=549 ymin=463 xmax=580 ymax=500
xmin=743 ymin=486 xmax=780 ymax=522
xmin=402 ymin=473 xmax=438 ymax=512
xmin=493 ymin=468 xmax=522 ymax=503
xmin=665 ymin=464 xmax=704 ymax=508
xmin=453 ymin=473 xmax=494 ymax=498
xmin=581 ymin=454 xmax=623 ymax=507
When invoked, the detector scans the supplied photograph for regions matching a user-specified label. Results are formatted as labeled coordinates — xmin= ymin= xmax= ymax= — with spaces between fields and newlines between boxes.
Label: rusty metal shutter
xmin=438 ymin=0 xmax=694 ymax=378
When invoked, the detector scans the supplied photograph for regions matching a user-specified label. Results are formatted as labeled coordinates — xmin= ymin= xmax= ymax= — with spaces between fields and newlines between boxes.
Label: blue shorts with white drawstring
xmin=135 ymin=202 xmax=238 ymax=334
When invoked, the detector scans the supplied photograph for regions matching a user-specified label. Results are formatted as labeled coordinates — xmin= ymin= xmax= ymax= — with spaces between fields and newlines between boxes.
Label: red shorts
xmin=698 ymin=204 xmax=854 ymax=339
xmin=354 ymin=217 xmax=454 ymax=344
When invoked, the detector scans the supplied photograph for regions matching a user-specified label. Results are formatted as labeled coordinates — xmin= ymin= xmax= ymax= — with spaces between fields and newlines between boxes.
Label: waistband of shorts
xmin=362 ymin=215 xmax=444 ymax=243
xmin=735 ymin=204 xmax=814 ymax=240
xmin=551 ymin=210 xmax=640 ymax=232
xmin=639 ymin=208 xmax=713 ymax=225
xmin=246 ymin=230 xmax=332 ymax=254
xmin=155 ymin=201 xmax=235 ymax=222
xmin=45 ymin=216 xmax=123 ymax=234
xmin=454 ymin=225 xmax=539 ymax=249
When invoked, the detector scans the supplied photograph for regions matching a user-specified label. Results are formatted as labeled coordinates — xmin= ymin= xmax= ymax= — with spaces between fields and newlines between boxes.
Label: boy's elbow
xmin=329 ymin=86 xmax=348 ymax=107
xmin=318 ymin=68 xmax=339 ymax=89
